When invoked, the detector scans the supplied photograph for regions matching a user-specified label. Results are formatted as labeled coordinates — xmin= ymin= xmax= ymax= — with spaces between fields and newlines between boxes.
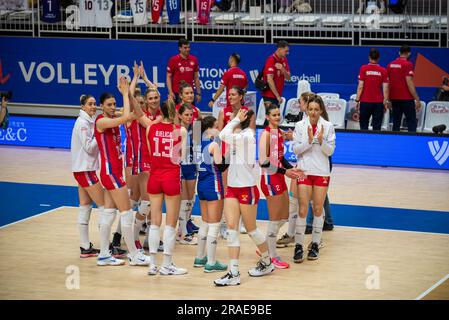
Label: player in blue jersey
xmin=193 ymin=115 xmax=229 ymax=273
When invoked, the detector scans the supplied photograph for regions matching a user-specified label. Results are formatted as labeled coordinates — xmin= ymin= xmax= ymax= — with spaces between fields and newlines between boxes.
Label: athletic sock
xmin=78 ymin=205 xmax=92 ymax=250
xmin=295 ymin=216 xmax=307 ymax=246
xmin=196 ymin=222 xmax=209 ymax=259
xmin=267 ymin=220 xmax=280 ymax=258
xmin=230 ymin=259 xmax=239 ymax=276
xmin=312 ymin=214 xmax=324 ymax=244
xmin=207 ymin=223 xmax=220 ymax=265
xmin=179 ymin=200 xmax=189 ymax=236
xmin=288 ymin=195 xmax=298 ymax=237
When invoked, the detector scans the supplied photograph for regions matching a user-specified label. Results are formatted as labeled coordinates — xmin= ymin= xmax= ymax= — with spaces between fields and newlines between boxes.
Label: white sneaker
xmin=97 ymin=255 xmax=125 ymax=266
xmin=214 ymin=272 xmax=241 ymax=286
xmin=240 ymin=0 xmax=246 ymax=12
xmin=179 ymin=234 xmax=198 ymax=245
xmin=147 ymin=264 xmax=159 ymax=275
xmin=278 ymin=6 xmax=285 ymax=13
xmin=159 ymin=263 xmax=188 ymax=275
xmin=128 ymin=252 xmax=151 ymax=266
xmin=264 ymin=6 xmax=271 ymax=13
xmin=229 ymin=1 xmax=235 ymax=12
xmin=248 ymin=259 xmax=275 ymax=277
xmin=286 ymin=6 xmax=291 ymax=13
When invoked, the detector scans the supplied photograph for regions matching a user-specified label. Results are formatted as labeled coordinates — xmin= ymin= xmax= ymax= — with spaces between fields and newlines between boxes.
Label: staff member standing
xmin=208 ymin=53 xmax=248 ymax=108
xmin=387 ymin=45 xmax=421 ymax=132
xmin=261 ymin=40 xmax=291 ymax=107
xmin=355 ymin=48 xmax=390 ymax=131
xmin=167 ymin=38 xmax=201 ymax=105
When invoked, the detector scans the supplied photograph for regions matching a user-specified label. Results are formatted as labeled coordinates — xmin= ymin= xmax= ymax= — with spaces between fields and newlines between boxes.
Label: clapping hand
xmin=317 ymin=125 xmax=324 ymax=145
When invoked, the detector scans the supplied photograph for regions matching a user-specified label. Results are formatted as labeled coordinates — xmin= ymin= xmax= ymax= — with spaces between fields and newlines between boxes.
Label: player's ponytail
xmin=161 ymin=100 xmax=177 ymax=123
xmin=240 ymin=109 xmax=255 ymax=130
xmin=80 ymin=94 xmax=94 ymax=106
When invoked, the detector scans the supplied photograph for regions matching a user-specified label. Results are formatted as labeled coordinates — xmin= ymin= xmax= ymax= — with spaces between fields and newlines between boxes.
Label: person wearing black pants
xmin=387 ymin=45 xmax=421 ymax=132
xmin=355 ymin=48 xmax=389 ymax=131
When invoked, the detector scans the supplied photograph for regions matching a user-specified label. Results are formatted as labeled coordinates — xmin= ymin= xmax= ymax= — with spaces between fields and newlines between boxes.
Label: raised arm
xmin=130 ymin=61 xmax=140 ymax=96
xmin=97 ymin=77 xmax=131 ymax=131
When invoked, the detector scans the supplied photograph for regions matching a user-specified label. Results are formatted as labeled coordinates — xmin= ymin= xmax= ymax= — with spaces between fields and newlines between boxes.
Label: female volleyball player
xmin=95 ymin=77 xmax=150 ymax=266
xmin=177 ymin=103 xmax=199 ymax=245
xmin=193 ymin=115 xmax=228 ymax=273
xmin=292 ymin=94 xmax=335 ymax=262
xmin=175 ymin=82 xmax=202 ymax=236
xmin=146 ymin=100 xmax=188 ymax=276
xmin=217 ymin=86 xmax=256 ymax=236
xmin=214 ymin=109 xmax=274 ymax=286
xmin=277 ymin=91 xmax=314 ymax=247
xmin=259 ymin=104 xmax=304 ymax=269
xmin=71 ymin=94 xmax=103 ymax=258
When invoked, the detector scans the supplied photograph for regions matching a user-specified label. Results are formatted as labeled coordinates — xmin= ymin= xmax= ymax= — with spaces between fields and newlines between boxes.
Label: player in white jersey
xmin=214 ymin=109 xmax=274 ymax=286
xmin=131 ymin=0 xmax=148 ymax=25
xmin=94 ymin=0 xmax=113 ymax=28
xmin=71 ymin=94 xmax=103 ymax=258
xmin=79 ymin=0 xmax=95 ymax=27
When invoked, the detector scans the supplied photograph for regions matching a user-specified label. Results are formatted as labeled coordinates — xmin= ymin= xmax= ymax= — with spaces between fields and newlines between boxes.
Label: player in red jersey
xmin=95 ymin=77 xmax=150 ymax=267
xmin=146 ymin=100 xmax=189 ymax=276
xmin=208 ymin=53 xmax=248 ymax=108
xmin=259 ymin=103 xmax=303 ymax=269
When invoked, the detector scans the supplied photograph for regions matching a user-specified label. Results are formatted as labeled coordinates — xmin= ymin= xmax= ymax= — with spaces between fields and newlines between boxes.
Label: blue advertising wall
xmin=1 ymin=37 xmax=448 ymax=110
xmin=1 ymin=115 xmax=448 ymax=170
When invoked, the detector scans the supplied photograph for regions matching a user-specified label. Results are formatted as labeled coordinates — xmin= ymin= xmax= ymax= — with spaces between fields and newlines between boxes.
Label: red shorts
xmin=132 ymin=160 xmax=151 ymax=175
xmin=73 ymin=171 xmax=99 ymax=188
xmin=297 ymin=175 xmax=330 ymax=187
xmin=125 ymin=148 xmax=133 ymax=168
xmin=147 ymin=173 xmax=181 ymax=196
xmin=260 ymin=173 xmax=287 ymax=197
xmin=225 ymin=186 xmax=260 ymax=205
xmin=100 ymin=172 xmax=127 ymax=190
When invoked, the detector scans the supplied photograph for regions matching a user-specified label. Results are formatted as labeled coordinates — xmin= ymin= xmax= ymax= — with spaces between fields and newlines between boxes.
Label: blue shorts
xmin=197 ymin=189 xmax=223 ymax=201
xmin=181 ymin=164 xmax=198 ymax=181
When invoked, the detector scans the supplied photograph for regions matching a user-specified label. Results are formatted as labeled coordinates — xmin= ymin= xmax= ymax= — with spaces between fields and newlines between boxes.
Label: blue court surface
xmin=1 ymin=181 xmax=449 ymax=234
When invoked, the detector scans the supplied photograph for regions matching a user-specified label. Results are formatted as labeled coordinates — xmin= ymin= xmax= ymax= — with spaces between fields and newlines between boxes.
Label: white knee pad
xmin=149 ymin=225 xmax=160 ymax=254
xmin=78 ymin=205 xmax=92 ymax=225
xmin=226 ymin=229 xmax=240 ymax=247
xmin=120 ymin=210 xmax=134 ymax=228
xmin=248 ymin=228 xmax=266 ymax=246
xmin=289 ymin=195 xmax=298 ymax=214
xmin=139 ymin=200 xmax=151 ymax=217
xmin=163 ymin=226 xmax=176 ymax=256
xmin=100 ymin=208 xmax=116 ymax=227
xmin=208 ymin=223 xmax=220 ymax=238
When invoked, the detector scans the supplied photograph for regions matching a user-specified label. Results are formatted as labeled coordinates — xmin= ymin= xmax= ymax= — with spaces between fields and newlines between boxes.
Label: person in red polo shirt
xmin=262 ymin=40 xmax=291 ymax=107
xmin=167 ymin=38 xmax=202 ymax=105
xmin=387 ymin=45 xmax=421 ymax=132
xmin=208 ymin=53 xmax=249 ymax=108
xmin=355 ymin=48 xmax=390 ymax=131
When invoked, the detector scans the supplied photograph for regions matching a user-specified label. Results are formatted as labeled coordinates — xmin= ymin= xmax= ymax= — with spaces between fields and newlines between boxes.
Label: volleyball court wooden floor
xmin=0 ymin=146 xmax=449 ymax=300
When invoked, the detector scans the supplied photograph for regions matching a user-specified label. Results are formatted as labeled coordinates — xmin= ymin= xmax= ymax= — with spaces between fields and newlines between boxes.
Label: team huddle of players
xmin=71 ymin=50 xmax=335 ymax=286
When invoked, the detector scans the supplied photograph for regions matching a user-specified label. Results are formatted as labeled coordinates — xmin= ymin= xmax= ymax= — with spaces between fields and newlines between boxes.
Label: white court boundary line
xmin=415 ymin=273 xmax=449 ymax=300
xmin=0 ymin=206 xmax=67 ymax=230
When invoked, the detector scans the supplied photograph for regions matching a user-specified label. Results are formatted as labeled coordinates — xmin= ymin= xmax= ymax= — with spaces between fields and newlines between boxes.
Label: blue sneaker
xmin=187 ymin=218 xmax=199 ymax=234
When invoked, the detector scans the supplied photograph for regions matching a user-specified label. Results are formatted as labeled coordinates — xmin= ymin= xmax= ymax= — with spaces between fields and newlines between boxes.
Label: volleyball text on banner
xmin=166 ymin=0 xmax=180 ymax=25
xmin=79 ymin=0 xmax=95 ymax=27
xmin=131 ymin=0 xmax=148 ymax=25
xmin=42 ymin=0 xmax=61 ymax=23
xmin=94 ymin=0 xmax=113 ymax=28
xmin=197 ymin=0 xmax=212 ymax=25
xmin=151 ymin=0 xmax=165 ymax=24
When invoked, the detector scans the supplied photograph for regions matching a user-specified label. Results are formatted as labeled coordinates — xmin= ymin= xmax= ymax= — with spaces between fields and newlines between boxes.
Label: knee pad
xmin=208 ymin=223 xmax=220 ymax=238
xmin=248 ymin=228 xmax=265 ymax=246
xmin=119 ymin=210 xmax=134 ymax=227
xmin=100 ymin=208 xmax=116 ymax=227
xmin=198 ymin=222 xmax=209 ymax=239
xmin=267 ymin=221 xmax=280 ymax=238
xmin=163 ymin=226 xmax=176 ymax=255
xmin=139 ymin=200 xmax=151 ymax=217
xmin=226 ymin=229 xmax=240 ymax=247
xmin=78 ymin=205 xmax=92 ymax=225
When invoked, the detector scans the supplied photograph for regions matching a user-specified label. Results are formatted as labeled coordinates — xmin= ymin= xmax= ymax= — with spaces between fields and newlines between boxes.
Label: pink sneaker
xmin=272 ymin=257 xmax=290 ymax=269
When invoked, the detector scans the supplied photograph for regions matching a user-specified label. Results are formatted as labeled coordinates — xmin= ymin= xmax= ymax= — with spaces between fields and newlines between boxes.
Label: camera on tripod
xmin=0 ymin=91 xmax=12 ymax=101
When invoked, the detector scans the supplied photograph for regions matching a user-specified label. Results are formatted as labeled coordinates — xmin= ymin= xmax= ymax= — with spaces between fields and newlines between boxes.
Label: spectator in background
xmin=262 ymin=40 xmax=291 ymax=108
xmin=355 ymin=48 xmax=390 ymax=131
xmin=0 ymin=97 xmax=9 ymax=130
xmin=436 ymin=76 xmax=449 ymax=101
xmin=208 ymin=53 xmax=248 ymax=108
xmin=167 ymin=38 xmax=201 ymax=105
xmin=387 ymin=45 xmax=421 ymax=132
